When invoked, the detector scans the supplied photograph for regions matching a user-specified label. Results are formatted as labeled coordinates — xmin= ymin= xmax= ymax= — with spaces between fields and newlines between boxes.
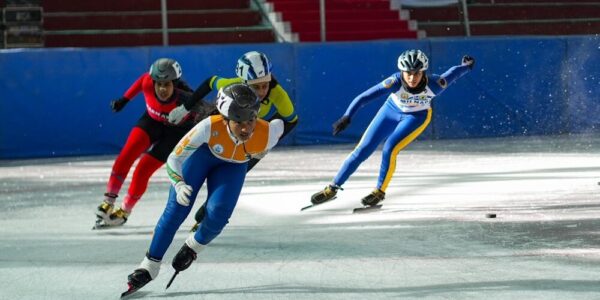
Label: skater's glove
xmin=332 ymin=116 xmax=350 ymax=136
xmin=110 ymin=97 xmax=129 ymax=112
xmin=168 ymin=105 xmax=190 ymax=125
xmin=462 ymin=55 xmax=475 ymax=70
xmin=175 ymin=181 xmax=193 ymax=206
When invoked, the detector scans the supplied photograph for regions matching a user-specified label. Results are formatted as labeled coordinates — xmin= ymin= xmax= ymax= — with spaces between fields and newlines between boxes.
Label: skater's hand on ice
xmin=168 ymin=105 xmax=190 ymax=125
xmin=111 ymin=97 xmax=129 ymax=112
xmin=462 ymin=55 xmax=475 ymax=70
xmin=332 ymin=116 xmax=350 ymax=136
xmin=175 ymin=181 xmax=193 ymax=206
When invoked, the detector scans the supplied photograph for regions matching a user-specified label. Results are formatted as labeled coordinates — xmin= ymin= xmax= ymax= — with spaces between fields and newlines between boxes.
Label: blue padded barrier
xmin=1 ymin=36 xmax=598 ymax=159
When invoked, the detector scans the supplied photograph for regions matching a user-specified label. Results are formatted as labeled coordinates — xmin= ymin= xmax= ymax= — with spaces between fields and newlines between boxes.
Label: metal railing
xmin=311 ymin=0 xmax=471 ymax=41
xmin=320 ymin=0 xmax=326 ymax=41
xmin=158 ymin=0 xmax=290 ymax=46
xmin=252 ymin=0 xmax=289 ymax=42
xmin=166 ymin=0 xmax=472 ymax=44
xmin=460 ymin=0 xmax=471 ymax=36
xmin=160 ymin=0 xmax=168 ymax=46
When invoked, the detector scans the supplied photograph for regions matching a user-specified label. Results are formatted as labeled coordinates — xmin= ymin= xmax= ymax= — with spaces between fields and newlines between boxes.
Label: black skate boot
xmin=311 ymin=184 xmax=340 ymax=204
xmin=172 ymin=244 xmax=197 ymax=272
xmin=361 ymin=189 xmax=385 ymax=206
xmin=165 ymin=244 xmax=198 ymax=289
xmin=121 ymin=268 xmax=152 ymax=298
xmin=190 ymin=202 xmax=207 ymax=232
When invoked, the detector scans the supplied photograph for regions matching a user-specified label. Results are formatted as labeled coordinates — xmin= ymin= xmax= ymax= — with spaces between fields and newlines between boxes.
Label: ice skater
xmin=169 ymin=51 xmax=298 ymax=230
xmin=94 ymin=58 xmax=213 ymax=229
xmin=310 ymin=49 xmax=475 ymax=209
xmin=121 ymin=83 xmax=284 ymax=297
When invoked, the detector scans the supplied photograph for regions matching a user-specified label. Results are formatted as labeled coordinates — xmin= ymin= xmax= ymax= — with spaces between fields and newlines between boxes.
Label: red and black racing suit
xmin=105 ymin=73 xmax=211 ymax=213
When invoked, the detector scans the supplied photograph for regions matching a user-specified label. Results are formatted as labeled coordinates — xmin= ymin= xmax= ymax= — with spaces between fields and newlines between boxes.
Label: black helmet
xmin=397 ymin=49 xmax=429 ymax=72
xmin=149 ymin=58 xmax=182 ymax=82
xmin=216 ymin=83 xmax=260 ymax=122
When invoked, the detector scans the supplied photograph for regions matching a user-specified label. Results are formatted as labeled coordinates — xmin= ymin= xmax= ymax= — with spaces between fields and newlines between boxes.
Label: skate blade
xmin=352 ymin=204 xmax=382 ymax=213
xmin=301 ymin=197 xmax=337 ymax=211
xmin=93 ymin=223 xmax=113 ymax=230
xmin=92 ymin=218 xmax=106 ymax=230
xmin=92 ymin=219 xmax=124 ymax=230
xmin=165 ymin=271 xmax=179 ymax=290
xmin=120 ymin=283 xmax=141 ymax=299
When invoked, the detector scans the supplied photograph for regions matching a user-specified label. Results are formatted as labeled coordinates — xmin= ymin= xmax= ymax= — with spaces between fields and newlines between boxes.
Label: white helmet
xmin=235 ymin=51 xmax=272 ymax=85
xmin=397 ymin=49 xmax=429 ymax=72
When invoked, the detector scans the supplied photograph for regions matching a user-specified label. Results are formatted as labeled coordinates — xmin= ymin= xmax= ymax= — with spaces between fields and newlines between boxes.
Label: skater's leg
xmin=121 ymin=154 xmax=164 ymax=213
xmin=147 ymin=147 xmax=212 ymax=260
xmin=193 ymin=162 xmax=246 ymax=245
xmin=332 ymin=104 xmax=398 ymax=187
xmin=377 ymin=108 xmax=431 ymax=193
xmin=106 ymin=127 xmax=151 ymax=196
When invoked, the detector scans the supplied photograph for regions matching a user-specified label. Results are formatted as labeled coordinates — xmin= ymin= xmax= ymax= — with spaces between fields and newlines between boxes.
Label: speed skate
xmin=92 ymin=218 xmax=112 ymax=230
xmin=92 ymin=217 xmax=125 ymax=230
xmin=352 ymin=205 xmax=382 ymax=213
xmin=300 ymin=196 xmax=337 ymax=211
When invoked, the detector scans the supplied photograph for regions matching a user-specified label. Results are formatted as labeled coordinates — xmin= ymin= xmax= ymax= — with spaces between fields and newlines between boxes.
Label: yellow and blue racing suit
xmin=193 ymin=76 xmax=297 ymax=136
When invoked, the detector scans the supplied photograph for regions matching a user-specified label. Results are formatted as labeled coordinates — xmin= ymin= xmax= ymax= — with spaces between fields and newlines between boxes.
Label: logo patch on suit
xmin=211 ymin=130 xmax=219 ymax=137
xmin=382 ymin=77 xmax=396 ymax=88
xmin=212 ymin=144 xmax=224 ymax=154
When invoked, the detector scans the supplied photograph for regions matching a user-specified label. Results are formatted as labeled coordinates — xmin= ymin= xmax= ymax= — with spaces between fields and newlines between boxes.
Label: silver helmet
xmin=149 ymin=58 xmax=182 ymax=82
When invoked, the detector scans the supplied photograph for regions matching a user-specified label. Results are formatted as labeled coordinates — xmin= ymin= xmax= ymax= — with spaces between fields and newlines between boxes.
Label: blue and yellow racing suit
xmin=333 ymin=63 xmax=472 ymax=192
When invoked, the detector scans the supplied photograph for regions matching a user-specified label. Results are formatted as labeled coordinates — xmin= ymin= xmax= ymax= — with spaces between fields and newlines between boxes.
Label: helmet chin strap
xmin=242 ymin=143 xmax=251 ymax=160
xmin=225 ymin=120 xmax=252 ymax=160
xmin=225 ymin=121 xmax=237 ymax=141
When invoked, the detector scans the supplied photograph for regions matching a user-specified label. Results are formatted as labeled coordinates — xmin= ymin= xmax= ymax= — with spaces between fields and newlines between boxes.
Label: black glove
xmin=110 ymin=96 xmax=129 ymax=112
xmin=462 ymin=55 xmax=475 ymax=70
xmin=332 ymin=116 xmax=350 ymax=136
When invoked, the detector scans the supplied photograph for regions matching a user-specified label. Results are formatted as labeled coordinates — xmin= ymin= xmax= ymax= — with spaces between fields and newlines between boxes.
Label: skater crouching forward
xmin=311 ymin=49 xmax=475 ymax=207
xmin=123 ymin=83 xmax=283 ymax=295
xmin=183 ymin=51 xmax=299 ymax=231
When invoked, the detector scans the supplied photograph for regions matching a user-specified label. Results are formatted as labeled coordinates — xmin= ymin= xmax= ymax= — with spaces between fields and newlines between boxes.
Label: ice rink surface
xmin=1 ymin=134 xmax=599 ymax=300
